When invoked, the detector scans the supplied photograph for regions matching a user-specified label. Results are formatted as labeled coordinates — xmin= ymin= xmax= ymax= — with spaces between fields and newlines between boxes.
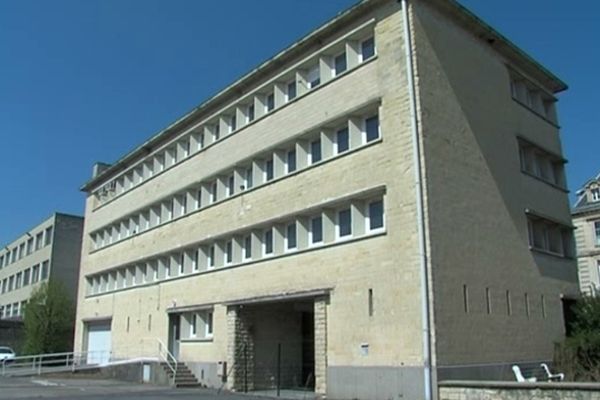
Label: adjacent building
xmin=74 ymin=0 xmax=578 ymax=398
xmin=0 ymin=213 xmax=84 ymax=320
xmin=572 ymin=173 xmax=600 ymax=296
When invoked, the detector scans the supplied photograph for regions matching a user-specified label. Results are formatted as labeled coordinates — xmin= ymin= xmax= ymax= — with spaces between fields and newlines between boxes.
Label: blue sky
xmin=0 ymin=0 xmax=598 ymax=246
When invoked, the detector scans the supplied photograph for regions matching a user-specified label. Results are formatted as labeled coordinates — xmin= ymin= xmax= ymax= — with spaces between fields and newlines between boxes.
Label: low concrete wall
xmin=439 ymin=380 xmax=600 ymax=400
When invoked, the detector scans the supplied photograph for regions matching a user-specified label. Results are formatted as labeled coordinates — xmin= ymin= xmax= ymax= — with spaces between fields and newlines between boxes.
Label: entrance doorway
xmin=234 ymin=300 xmax=316 ymax=393
xmin=168 ymin=314 xmax=180 ymax=359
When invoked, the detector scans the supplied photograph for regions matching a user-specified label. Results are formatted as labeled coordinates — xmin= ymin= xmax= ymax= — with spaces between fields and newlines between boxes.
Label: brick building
xmin=74 ymin=0 xmax=578 ymax=398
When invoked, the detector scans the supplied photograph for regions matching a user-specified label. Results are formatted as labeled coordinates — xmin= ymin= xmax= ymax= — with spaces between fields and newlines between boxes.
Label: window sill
xmin=529 ymin=246 xmax=574 ymax=261
xmin=180 ymin=338 xmax=214 ymax=344
xmin=521 ymin=170 xmax=569 ymax=193
xmin=512 ymin=98 xmax=560 ymax=128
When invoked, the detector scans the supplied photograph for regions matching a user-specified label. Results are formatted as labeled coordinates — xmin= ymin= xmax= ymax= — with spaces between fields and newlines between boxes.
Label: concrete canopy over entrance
xmin=226 ymin=293 xmax=328 ymax=396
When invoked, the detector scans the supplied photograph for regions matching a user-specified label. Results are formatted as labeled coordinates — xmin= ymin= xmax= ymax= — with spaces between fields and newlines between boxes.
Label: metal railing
xmin=1 ymin=350 xmax=112 ymax=377
xmin=157 ymin=339 xmax=177 ymax=386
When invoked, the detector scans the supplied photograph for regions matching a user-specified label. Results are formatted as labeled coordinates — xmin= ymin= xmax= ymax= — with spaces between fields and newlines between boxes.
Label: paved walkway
xmin=0 ymin=376 xmax=272 ymax=400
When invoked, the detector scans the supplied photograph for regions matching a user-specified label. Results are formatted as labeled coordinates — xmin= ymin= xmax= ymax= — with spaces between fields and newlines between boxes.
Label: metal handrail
xmin=1 ymin=350 xmax=112 ymax=377
xmin=157 ymin=339 xmax=177 ymax=385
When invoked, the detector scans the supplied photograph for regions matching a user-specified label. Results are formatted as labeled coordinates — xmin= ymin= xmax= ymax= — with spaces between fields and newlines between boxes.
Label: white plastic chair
xmin=541 ymin=363 xmax=565 ymax=381
xmin=512 ymin=365 xmax=537 ymax=382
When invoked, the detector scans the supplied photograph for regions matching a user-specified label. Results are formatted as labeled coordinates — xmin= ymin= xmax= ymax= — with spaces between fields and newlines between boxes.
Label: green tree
xmin=555 ymin=295 xmax=600 ymax=381
xmin=22 ymin=281 xmax=75 ymax=355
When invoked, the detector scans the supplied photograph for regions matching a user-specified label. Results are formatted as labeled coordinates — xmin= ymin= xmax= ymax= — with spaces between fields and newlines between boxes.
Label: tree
xmin=555 ymin=295 xmax=600 ymax=381
xmin=22 ymin=281 xmax=75 ymax=355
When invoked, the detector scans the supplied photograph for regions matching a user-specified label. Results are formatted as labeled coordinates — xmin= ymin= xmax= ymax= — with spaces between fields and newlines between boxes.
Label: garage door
xmin=86 ymin=321 xmax=111 ymax=365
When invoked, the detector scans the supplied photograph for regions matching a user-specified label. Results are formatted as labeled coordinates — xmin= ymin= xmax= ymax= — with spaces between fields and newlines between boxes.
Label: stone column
xmin=314 ymin=297 xmax=328 ymax=396
xmin=226 ymin=306 xmax=254 ymax=392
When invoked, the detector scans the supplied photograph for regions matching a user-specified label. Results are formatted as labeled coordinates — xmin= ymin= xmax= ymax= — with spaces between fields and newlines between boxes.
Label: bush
xmin=22 ymin=281 xmax=75 ymax=355
xmin=554 ymin=295 xmax=600 ymax=381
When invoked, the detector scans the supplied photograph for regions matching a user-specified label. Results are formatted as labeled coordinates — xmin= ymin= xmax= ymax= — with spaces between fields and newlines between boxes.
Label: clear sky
xmin=0 ymin=0 xmax=598 ymax=246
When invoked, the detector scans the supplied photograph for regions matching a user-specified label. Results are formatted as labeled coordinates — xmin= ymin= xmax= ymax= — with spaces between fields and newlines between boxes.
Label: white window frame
xmin=366 ymin=198 xmax=385 ymax=233
xmin=334 ymin=126 xmax=349 ymax=155
xmin=263 ymin=228 xmax=274 ymax=256
xmin=208 ymin=245 xmax=215 ymax=270
xmin=363 ymin=114 xmax=380 ymax=144
xmin=225 ymin=240 xmax=233 ymax=266
xmin=333 ymin=51 xmax=347 ymax=76
xmin=359 ymin=36 xmax=375 ymax=62
xmin=190 ymin=313 xmax=197 ymax=338
xmin=309 ymin=215 xmax=324 ymax=246
xmin=205 ymin=311 xmax=214 ymax=337
xmin=285 ymin=222 xmax=298 ymax=252
xmin=336 ymin=207 xmax=353 ymax=240
xmin=243 ymin=235 xmax=252 ymax=261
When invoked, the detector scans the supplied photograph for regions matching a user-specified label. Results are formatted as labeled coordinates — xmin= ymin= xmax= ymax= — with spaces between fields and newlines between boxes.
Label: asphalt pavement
xmin=0 ymin=376 xmax=266 ymax=400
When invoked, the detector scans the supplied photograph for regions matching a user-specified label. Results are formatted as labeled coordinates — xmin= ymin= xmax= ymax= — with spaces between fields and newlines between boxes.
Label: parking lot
xmin=0 ymin=376 xmax=272 ymax=400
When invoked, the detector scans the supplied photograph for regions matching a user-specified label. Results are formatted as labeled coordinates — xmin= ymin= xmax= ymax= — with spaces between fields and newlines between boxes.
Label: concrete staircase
xmin=161 ymin=362 xmax=202 ymax=388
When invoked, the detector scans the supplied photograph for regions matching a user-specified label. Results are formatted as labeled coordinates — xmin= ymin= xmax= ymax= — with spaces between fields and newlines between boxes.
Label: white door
xmin=86 ymin=322 xmax=111 ymax=365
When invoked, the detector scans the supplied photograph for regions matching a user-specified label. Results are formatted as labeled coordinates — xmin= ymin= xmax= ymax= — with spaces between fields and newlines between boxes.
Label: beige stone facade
xmin=572 ymin=173 xmax=600 ymax=296
xmin=74 ymin=1 xmax=578 ymax=398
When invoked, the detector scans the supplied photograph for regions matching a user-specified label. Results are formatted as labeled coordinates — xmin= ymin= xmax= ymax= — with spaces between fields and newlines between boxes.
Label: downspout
xmin=400 ymin=1 xmax=433 ymax=399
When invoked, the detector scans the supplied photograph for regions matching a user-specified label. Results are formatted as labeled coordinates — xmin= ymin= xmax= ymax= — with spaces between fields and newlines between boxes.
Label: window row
xmin=90 ymin=111 xmax=381 ymax=251
xmin=0 ymin=300 xmax=27 ymax=320
xmin=463 ymin=285 xmax=549 ymax=319
xmin=518 ymin=139 xmax=565 ymax=188
xmin=180 ymin=310 xmax=214 ymax=341
xmin=0 ymin=260 xmax=50 ymax=295
xmin=94 ymin=31 xmax=376 ymax=206
xmin=86 ymin=194 xmax=385 ymax=296
xmin=526 ymin=214 xmax=574 ymax=258
xmin=0 ymin=226 xmax=53 ymax=270
xmin=510 ymin=73 xmax=557 ymax=124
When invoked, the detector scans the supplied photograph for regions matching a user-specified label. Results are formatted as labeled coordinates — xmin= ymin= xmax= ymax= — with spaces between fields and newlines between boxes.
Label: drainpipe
xmin=400 ymin=1 xmax=433 ymax=399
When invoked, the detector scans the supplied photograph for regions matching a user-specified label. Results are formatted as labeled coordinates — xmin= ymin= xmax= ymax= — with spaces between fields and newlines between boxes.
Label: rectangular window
xmin=310 ymin=139 xmax=322 ymax=164
xmin=211 ymin=182 xmax=218 ymax=203
xmin=40 ymin=261 xmax=49 ymax=280
xmin=23 ymin=269 xmax=30 ymax=286
xmin=205 ymin=312 xmax=214 ymax=337
xmin=179 ymin=253 xmax=185 ymax=275
xmin=44 ymin=227 xmax=53 ymax=246
xmin=592 ymin=188 xmax=600 ymax=202
xmin=307 ymin=64 xmax=320 ymax=88
xmin=226 ymin=241 xmax=233 ymax=265
xmin=287 ymin=80 xmax=297 ymax=101
xmin=244 ymin=235 xmax=252 ymax=260
xmin=334 ymin=52 xmax=347 ymax=76
xmin=365 ymin=115 xmax=380 ymax=142
xmin=190 ymin=314 xmax=197 ymax=337
xmin=337 ymin=208 xmax=352 ymax=238
xmin=361 ymin=36 xmax=375 ymax=61
xmin=35 ymin=232 xmax=43 ymax=250
xmin=310 ymin=216 xmax=323 ymax=244
xmin=214 ymin=124 xmax=220 ymax=140
xmin=263 ymin=229 xmax=273 ymax=255
xmin=247 ymin=104 xmax=255 ymax=122
xmin=208 ymin=245 xmax=215 ymax=268
xmin=367 ymin=200 xmax=384 ymax=231
xmin=245 ymin=167 xmax=253 ymax=190
xmin=265 ymin=158 xmax=274 ymax=181
xmin=230 ymin=115 xmax=237 ymax=133
xmin=595 ymin=221 xmax=600 ymax=247
xmin=287 ymin=150 xmax=296 ymax=174
xmin=26 ymin=238 xmax=33 ymax=255
xmin=227 ymin=175 xmax=235 ymax=197
xmin=197 ymin=189 xmax=202 ymax=209
xmin=267 ymin=93 xmax=275 ymax=112
xmin=286 ymin=222 xmax=297 ymax=250
xmin=527 ymin=214 xmax=573 ymax=258
xmin=336 ymin=127 xmax=349 ymax=154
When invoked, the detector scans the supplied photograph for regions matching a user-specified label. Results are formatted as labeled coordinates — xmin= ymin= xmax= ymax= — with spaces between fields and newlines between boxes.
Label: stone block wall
xmin=439 ymin=381 xmax=600 ymax=400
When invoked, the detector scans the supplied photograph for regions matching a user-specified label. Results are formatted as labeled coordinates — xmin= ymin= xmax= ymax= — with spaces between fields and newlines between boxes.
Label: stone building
xmin=73 ymin=0 xmax=578 ymax=398
xmin=0 ymin=213 xmax=84 ymax=320
xmin=572 ymin=173 xmax=600 ymax=296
